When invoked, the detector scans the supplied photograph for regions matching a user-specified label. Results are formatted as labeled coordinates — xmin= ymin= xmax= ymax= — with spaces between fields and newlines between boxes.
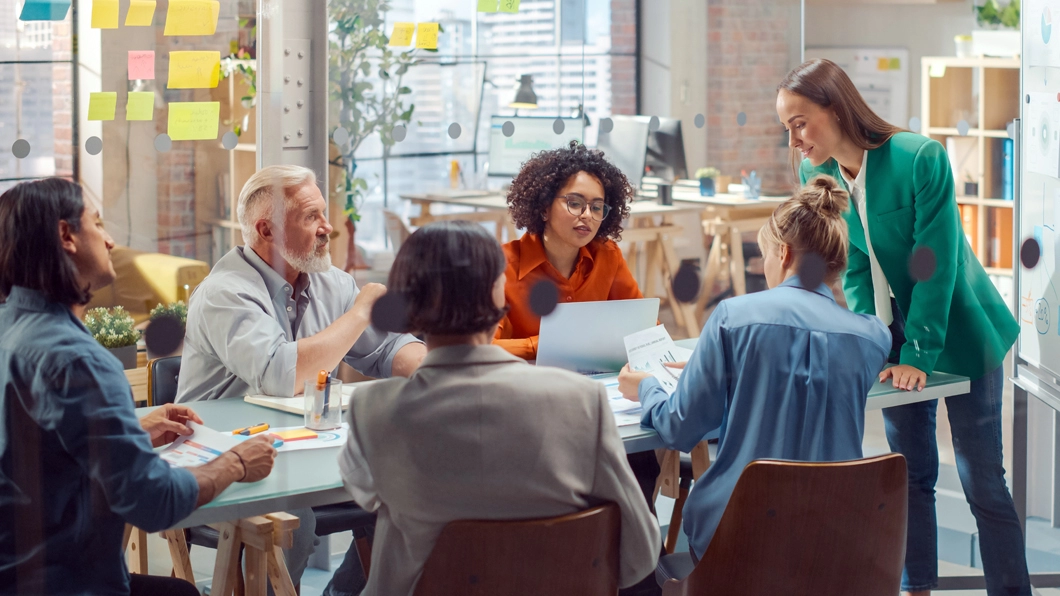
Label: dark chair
xmin=149 ymin=357 xmax=378 ymax=582
xmin=656 ymin=454 xmax=907 ymax=596
xmin=412 ymin=503 xmax=620 ymax=596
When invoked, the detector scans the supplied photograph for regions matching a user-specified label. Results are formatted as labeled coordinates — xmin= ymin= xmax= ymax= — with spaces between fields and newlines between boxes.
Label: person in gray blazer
xmin=336 ymin=221 xmax=661 ymax=596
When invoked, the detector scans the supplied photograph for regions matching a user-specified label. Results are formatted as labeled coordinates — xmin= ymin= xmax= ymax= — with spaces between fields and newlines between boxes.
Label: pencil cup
xmin=304 ymin=378 xmax=342 ymax=430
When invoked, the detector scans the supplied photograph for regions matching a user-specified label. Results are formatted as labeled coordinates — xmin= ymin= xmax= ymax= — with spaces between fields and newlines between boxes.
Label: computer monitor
xmin=488 ymin=116 xmax=586 ymax=178
xmin=645 ymin=117 xmax=688 ymax=181
xmin=596 ymin=115 xmax=650 ymax=188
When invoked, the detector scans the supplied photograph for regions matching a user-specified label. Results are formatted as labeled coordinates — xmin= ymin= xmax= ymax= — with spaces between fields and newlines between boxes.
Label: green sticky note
xmin=126 ymin=92 xmax=155 ymax=121
xmin=168 ymin=101 xmax=220 ymax=140
xmin=889 ymin=57 xmax=901 ymax=70
xmin=499 ymin=0 xmax=520 ymax=13
xmin=88 ymin=92 xmax=117 ymax=121
xmin=477 ymin=0 xmax=498 ymax=12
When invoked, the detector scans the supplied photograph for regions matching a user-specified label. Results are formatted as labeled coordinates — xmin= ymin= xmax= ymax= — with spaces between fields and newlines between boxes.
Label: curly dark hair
xmin=506 ymin=141 xmax=634 ymax=242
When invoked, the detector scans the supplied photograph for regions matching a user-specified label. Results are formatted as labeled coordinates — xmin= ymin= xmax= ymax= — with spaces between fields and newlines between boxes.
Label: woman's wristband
xmin=231 ymin=450 xmax=248 ymax=482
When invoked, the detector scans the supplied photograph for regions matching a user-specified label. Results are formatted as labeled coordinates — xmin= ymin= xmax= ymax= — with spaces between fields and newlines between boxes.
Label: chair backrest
xmin=412 ymin=503 xmax=620 ymax=596
xmin=383 ymin=210 xmax=412 ymax=251
xmin=147 ymin=356 xmax=182 ymax=406
xmin=663 ymin=453 xmax=907 ymax=596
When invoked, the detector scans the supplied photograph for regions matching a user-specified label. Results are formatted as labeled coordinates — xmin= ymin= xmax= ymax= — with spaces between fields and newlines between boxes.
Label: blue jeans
xmin=321 ymin=536 xmax=368 ymax=596
xmin=883 ymin=365 xmax=1030 ymax=595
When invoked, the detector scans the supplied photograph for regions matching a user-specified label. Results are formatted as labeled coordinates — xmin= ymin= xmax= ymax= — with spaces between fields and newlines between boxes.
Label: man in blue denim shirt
xmin=0 ymin=179 xmax=277 ymax=596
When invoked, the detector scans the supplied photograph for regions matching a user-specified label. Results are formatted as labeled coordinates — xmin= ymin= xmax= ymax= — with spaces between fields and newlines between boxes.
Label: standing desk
xmin=398 ymin=192 xmax=704 ymax=338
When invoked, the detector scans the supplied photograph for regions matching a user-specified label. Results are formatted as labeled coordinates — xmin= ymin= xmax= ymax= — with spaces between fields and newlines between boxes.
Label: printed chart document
xmin=591 ymin=373 xmax=642 ymax=427
xmin=623 ymin=325 xmax=693 ymax=395
xmin=159 ymin=421 xmax=241 ymax=467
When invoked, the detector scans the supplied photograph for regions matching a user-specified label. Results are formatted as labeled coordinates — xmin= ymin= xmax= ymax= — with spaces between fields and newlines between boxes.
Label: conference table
xmin=135 ymin=337 xmax=970 ymax=593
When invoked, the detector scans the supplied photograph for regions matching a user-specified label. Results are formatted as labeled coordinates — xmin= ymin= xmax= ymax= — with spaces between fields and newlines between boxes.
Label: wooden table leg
xmin=266 ymin=546 xmax=297 ymax=596
xmin=210 ymin=522 xmax=243 ymax=596
xmin=655 ymin=449 xmax=681 ymax=500
xmin=729 ymin=226 xmax=747 ymax=296
xmin=161 ymin=529 xmax=195 ymax=583
xmin=126 ymin=526 xmax=148 ymax=575
xmin=696 ymin=225 xmax=727 ymax=325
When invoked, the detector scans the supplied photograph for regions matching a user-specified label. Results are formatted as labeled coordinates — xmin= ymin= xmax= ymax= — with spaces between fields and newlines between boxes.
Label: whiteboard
xmin=1019 ymin=0 xmax=1060 ymax=377
xmin=804 ymin=47 xmax=910 ymax=128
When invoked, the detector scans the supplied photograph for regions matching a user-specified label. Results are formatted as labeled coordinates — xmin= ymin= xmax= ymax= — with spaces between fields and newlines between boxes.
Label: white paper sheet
xmin=623 ymin=325 xmax=693 ymax=394
xmin=589 ymin=373 xmax=644 ymax=427
xmin=159 ymin=421 xmax=242 ymax=468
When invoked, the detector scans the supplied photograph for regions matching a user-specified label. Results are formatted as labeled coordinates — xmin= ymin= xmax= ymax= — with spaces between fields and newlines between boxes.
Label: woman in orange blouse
xmin=495 ymin=141 xmax=641 ymax=360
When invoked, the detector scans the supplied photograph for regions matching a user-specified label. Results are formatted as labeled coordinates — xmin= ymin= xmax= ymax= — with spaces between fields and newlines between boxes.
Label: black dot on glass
xmin=529 ymin=280 xmax=559 ymax=317
xmin=908 ymin=247 xmax=937 ymax=282
xmin=553 ymin=118 xmax=565 ymax=135
xmin=370 ymin=292 xmax=408 ymax=333
xmin=648 ymin=116 xmax=660 ymax=132
xmin=797 ymin=253 xmax=826 ymax=289
xmin=1027 ymin=94 xmax=1032 ymax=104
xmin=448 ymin=122 xmax=461 ymax=139
xmin=502 ymin=121 xmax=515 ymax=137
xmin=878 ymin=503 xmax=886 ymax=511
xmin=736 ymin=112 xmax=747 ymax=127
xmin=145 ymin=314 xmax=184 ymax=356
xmin=767 ymin=509 xmax=776 ymax=518
xmin=86 ymin=136 xmax=103 ymax=156
xmin=1021 ymin=237 xmax=1042 ymax=270
xmin=11 ymin=139 xmax=30 ymax=159
xmin=694 ymin=114 xmax=705 ymax=128
xmin=221 ymin=131 xmax=239 ymax=150
xmin=392 ymin=125 xmax=407 ymax=142
xmin=672 ymin=262 xmax=700 ymax=304
xmin=154 ymin=133 xmax=172 ymax=153
xmin=599 ymin=117 xmax=614 ymax=134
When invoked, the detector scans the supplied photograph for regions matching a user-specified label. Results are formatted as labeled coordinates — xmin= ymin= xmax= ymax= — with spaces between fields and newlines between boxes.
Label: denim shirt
xmin=639 ymin=276 xmax=890 ymax=558
xmin=0 ymin=287 xmax=199 ymax=595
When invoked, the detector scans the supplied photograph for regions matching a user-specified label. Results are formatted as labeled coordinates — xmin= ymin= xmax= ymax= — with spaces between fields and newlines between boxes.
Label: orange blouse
xmin=494 ymin=233 xmax=643 ymax=360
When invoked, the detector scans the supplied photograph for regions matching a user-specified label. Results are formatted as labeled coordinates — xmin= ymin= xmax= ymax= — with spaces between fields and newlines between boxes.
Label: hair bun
xmin=802 ymin=175 xmax=849 ymax=218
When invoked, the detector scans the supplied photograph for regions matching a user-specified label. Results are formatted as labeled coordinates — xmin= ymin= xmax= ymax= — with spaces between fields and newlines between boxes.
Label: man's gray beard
xmin=280 ymin=239 xmax=331 ymax=273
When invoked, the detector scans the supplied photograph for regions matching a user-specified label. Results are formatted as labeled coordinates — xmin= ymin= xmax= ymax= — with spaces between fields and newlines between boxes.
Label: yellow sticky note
xmin=273 ymin=428 xmax=318 ymax=441
xmin=163 ymin=0 xmax=219 ymax=36
xmin=928 ymin=63 xmax=946 ymax=78
xmin=168 ymin=101 xmax=220 ymax=140
xmin=91 ymin=0 xmax=119 ymax=29
xmin=87 ymin=92 xmax=117 ymax=121
xmin=167 ymin=51 xmax=221 ymax=89
xmin=126 ymin=92 xmax=154 ymax=121
xmin=415 ymin=22 xmax=439 ymax=50
xmin=125 ymin=0 xmax=156 ymax=26
xmin=499 ymin=0 xmax=520 ymax=13
xmin=876 ymin=57 xmax=889 ymax=71
xmin=889 ymin=57 xmax=901 ymax=70
xmin=389 ymin=22 xmax=415 ymax=47
xmin=477 ymin=0 xmax=498 ymax=12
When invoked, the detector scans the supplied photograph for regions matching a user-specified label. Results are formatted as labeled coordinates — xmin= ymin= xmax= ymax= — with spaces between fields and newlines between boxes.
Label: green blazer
xmin=800 ymin=132 xmax=1017 ymax=379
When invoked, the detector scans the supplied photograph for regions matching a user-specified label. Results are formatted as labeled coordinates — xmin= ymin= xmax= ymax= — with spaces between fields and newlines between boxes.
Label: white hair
xmin=237 ymin=165 xmax=317 ymax=246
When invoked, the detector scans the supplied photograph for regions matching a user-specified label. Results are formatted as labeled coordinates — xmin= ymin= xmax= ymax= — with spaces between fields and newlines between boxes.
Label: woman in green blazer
xmin=777 ymin=59 xmax=1027 ymax=596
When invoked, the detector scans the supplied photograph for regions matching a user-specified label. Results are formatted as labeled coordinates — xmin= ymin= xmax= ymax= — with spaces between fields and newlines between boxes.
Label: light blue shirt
xmin=638 ymin=276 xmax=890 ymax=558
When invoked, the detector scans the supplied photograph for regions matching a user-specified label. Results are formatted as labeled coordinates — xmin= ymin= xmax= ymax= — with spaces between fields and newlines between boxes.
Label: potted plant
xmin=146 ymin=301 xmax=188 ymax=359
xmin=83 ymin=307 xmax=141 ymax=370
xmin=695 ymin=167 xmax=720 ymax=197
xmin=972 ymin=0 xmax=1020 ymax=57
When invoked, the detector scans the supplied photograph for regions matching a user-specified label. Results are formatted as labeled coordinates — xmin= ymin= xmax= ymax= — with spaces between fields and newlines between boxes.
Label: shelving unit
xmin=921 ymin=56 xmax=1019 ymax=281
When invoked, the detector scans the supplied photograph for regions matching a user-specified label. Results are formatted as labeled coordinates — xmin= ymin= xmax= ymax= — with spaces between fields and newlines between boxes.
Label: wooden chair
xmin=412 ymin=503 xmax=620 ymax=596
xmin=657 ymin=454 xmax=907 ymax=596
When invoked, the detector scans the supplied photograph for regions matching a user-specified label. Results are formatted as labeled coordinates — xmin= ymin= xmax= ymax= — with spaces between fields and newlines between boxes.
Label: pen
xmin=321 ymin=370 xmax=332 ymax=419
xmin=232 ymin=422 xmax=270 ymax=436
xmin=314 ymin=369 xmax=328 ymax=425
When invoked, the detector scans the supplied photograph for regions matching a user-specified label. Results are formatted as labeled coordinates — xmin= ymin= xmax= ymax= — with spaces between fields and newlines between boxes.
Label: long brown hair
xmin=779 ymin=59 xmax=903 ymax=173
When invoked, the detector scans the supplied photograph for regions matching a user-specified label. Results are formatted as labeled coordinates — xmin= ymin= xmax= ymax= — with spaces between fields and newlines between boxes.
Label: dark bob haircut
xmin=506 ymin=141 xmax=633 ymax=242
xmin=387 ymin=221 xmax=508 ymax=336
xmin=0 ymin=178 xmax=91 ymax=305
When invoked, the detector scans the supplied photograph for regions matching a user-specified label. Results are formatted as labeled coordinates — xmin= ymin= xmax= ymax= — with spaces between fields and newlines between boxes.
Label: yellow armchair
xmin=86 ymin=247 xmax=210 ymax=323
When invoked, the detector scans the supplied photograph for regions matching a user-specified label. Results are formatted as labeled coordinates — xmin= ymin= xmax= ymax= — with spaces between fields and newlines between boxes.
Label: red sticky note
xmin=128 ymin=50 xmax=155 ymax=80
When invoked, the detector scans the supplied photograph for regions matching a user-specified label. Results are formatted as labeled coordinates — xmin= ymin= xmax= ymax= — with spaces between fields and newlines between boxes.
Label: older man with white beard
xmin=175 ymin=164 xmax=425 ymax=595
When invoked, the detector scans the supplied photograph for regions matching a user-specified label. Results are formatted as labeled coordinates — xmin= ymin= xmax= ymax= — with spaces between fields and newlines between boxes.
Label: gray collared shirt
xmin=176 ymin=246 xmax=421 ymax=402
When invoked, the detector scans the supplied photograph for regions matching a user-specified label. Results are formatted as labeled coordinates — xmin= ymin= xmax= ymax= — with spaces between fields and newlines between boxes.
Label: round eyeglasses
xmin=559 ymin=194 xmax=611 ymax=222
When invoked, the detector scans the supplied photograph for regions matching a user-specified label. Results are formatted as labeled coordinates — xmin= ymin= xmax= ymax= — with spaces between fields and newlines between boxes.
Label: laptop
xmin=536 ymin=298 xmax=661 ymax=374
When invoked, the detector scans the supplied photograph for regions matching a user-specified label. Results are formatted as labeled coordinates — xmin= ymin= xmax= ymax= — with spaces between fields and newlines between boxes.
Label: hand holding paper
xmin=623 ymin=324 xmax=693 ymax=395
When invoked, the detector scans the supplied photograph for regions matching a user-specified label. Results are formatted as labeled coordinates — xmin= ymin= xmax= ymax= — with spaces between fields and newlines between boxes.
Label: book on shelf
xmin=1002 ymin=138 xmax=1013 ymax=201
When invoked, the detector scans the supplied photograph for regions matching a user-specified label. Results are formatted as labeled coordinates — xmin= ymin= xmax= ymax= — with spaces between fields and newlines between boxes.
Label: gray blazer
xmin=338 ymin=344 xmax=661 ymax=596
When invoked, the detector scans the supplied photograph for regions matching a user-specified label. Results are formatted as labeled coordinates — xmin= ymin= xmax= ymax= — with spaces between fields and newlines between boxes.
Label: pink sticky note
xmin=128 ymin=51 xmax=155 ymax=80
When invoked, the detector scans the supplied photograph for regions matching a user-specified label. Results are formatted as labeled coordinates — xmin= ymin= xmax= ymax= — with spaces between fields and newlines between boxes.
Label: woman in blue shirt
xmin=618 ymin=175 xmax=891 ymax=561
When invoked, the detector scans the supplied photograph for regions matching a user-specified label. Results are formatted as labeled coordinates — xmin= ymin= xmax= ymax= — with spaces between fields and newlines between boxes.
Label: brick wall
xmin=707 ymin=1 xmax=797 ymax=193
xmin=610 ymin=0 xmax=637 ymax=115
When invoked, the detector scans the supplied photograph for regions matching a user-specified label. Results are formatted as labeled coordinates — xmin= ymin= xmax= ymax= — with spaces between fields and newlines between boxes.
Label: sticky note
xmin=19 ymin=0 xmax=71 ymax=21
xmin=928 ymin=63 xmax=946 ymax=78
xmin=499 ymin=0 xmax=520 ymax=13
xmin=167 ymin=101 xmax=220 ymax=140
xmin=389 ymin=23 xmax=415 ymax=47
xmin=415 ymin=22 xmax=439 ymax=50
xmin=167 ymin=51 xmax=221 ymax=89
xmin=877 ymin=57 xmax=889 ymax=71
xmin=163 ymin=0 xmax=220 ymax=36
xmin=889 ymin=57 xmax=901 ymax=70
xmin=272 ymin=428 xmax=318 ymax=441
xmin=477 ymin=0 xmax=498 ymax=12
xmin=88 ymin=92 xmax=117 ymax=121
xmin=128 ymin=51 xmax=155 ymax=80
xmin=91 ymin=0 xmax=119 ymax=29
xmin=126 ymin=92 xmax=155 ymax=121
xmin=125 ymin=0 xmax=156 ymax=26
